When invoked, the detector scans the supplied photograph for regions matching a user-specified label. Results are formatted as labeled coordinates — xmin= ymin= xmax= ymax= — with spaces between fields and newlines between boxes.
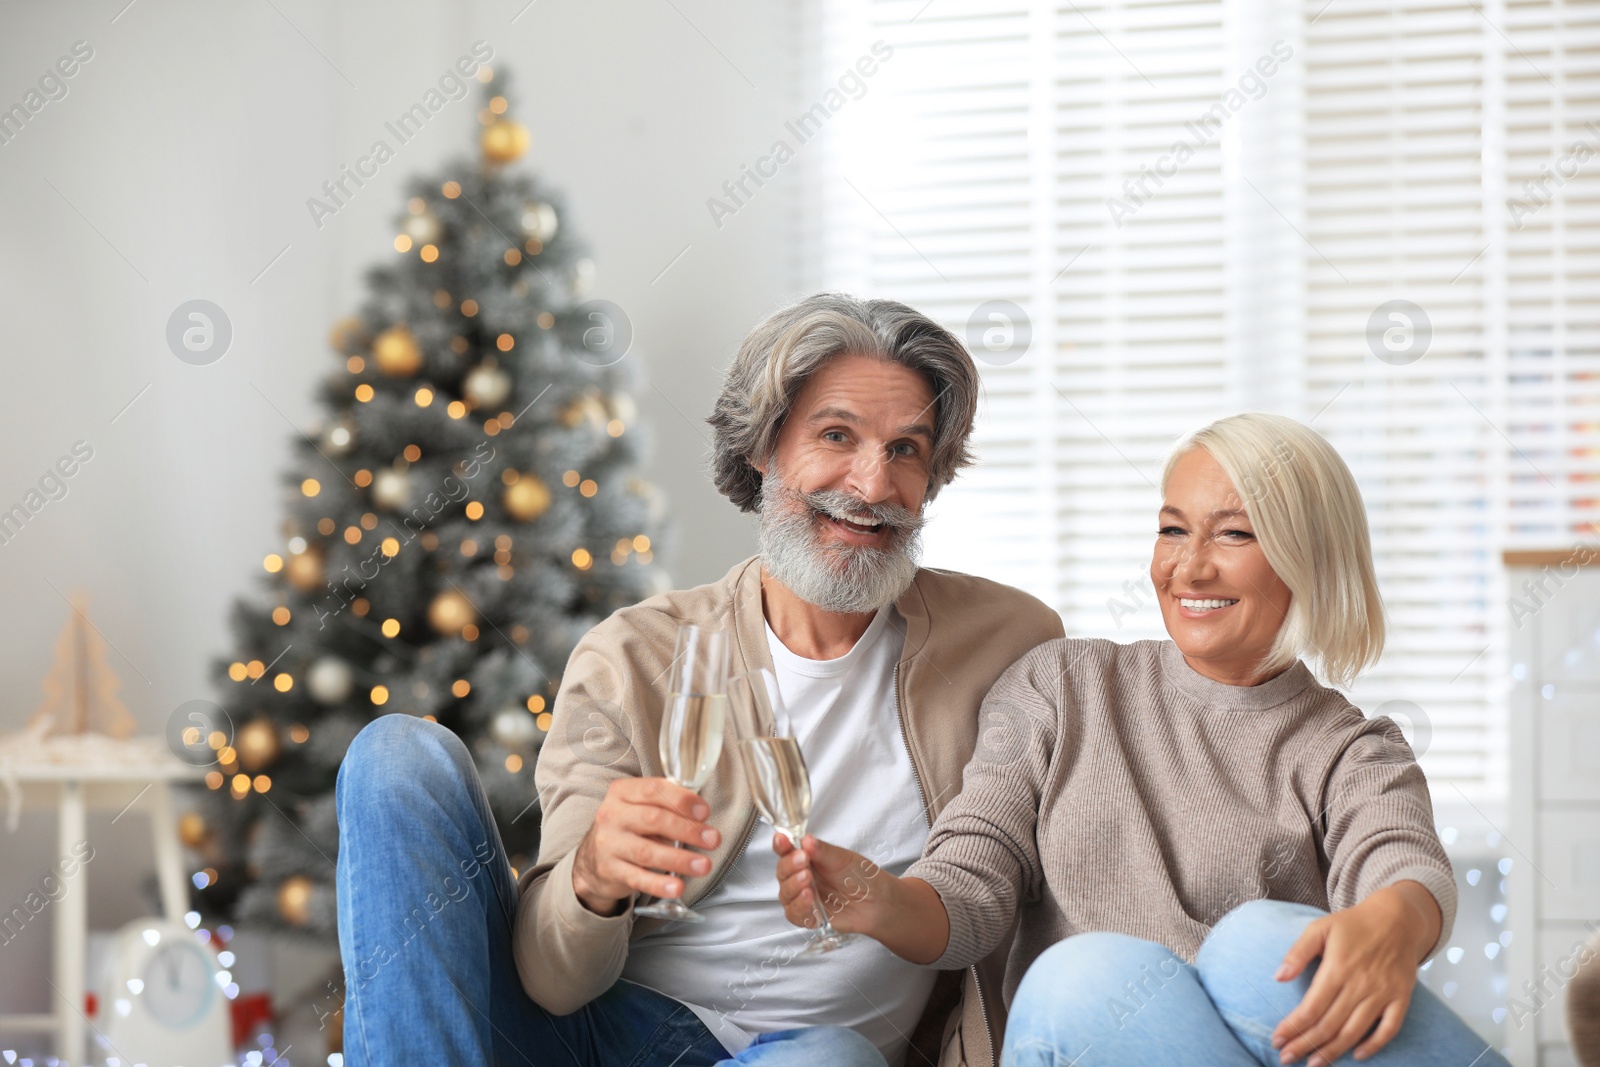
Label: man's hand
xmin=1272 ymin=882 xmax=1442 ymax=1065
xmin=570 ymin=777 xmax=722 ymax=916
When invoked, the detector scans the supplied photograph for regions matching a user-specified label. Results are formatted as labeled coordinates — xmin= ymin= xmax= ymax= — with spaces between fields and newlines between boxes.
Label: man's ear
xmin=749 ymin=453 xmax=767 ymax=477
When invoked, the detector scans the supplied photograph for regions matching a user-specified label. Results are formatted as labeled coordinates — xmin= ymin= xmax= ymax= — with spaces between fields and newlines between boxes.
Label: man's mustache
xmin=798 ymin=487 xmax=924 ymax=534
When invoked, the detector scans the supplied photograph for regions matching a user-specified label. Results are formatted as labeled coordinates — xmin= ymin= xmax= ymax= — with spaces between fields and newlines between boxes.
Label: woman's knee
xmin=1200 ymin=899 xmax=1326 ymax=973
xmin=1195 ymin=899 xmax=1328 ymax=1021
xmin=1014 ymin=932 xmax=1184 ymax=1018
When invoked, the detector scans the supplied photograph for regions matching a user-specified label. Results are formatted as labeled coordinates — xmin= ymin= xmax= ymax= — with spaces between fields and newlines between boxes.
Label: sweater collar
xmin=1157 ymin=639 xmax=1317 ymax=712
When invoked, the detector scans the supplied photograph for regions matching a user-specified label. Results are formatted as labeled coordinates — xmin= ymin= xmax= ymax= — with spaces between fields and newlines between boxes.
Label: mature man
xmin=335 ymin=293 xmax=1063 ymax=1066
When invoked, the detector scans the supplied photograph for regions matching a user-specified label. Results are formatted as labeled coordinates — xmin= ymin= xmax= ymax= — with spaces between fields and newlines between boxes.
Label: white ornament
xmin=371 ymin=468 xmax=413 ymax=510
xmin=463 ymin=363 xmax=512 ymax=409
xmin=520 ymin=202 xmax=559 ymax=242
xmin=403 ymin=211 xmax=442 ymax=245
xmin=492 ymin=708 xmax=538 ymax=750
xmin=307 ymin=657 xmax=354 ymax=705
xmin=572 ymin=258 xmax=596 ymax=295
xmin=323 ymin=419 xmax=355 ymax=455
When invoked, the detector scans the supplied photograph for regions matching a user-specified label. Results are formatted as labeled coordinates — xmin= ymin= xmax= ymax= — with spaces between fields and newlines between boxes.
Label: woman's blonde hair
xmin=1161 ymin=412 xmax=1385 ymax=687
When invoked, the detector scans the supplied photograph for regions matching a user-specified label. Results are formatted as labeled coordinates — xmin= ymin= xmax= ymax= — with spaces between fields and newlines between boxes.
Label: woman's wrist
xmin=875 ymin=875 xmax=951 ymax=965
xmin=1367 ymin=880 xmax=1442 ymax=963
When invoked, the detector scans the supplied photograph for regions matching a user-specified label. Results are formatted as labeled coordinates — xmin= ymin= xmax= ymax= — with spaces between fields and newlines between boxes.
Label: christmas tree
xmin=186 ymin=67 xmax=671 ymax=935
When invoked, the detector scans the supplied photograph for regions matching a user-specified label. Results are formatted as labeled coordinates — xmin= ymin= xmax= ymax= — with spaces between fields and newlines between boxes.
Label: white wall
xmin=0 ymin=0 xmax=796 ymax=1021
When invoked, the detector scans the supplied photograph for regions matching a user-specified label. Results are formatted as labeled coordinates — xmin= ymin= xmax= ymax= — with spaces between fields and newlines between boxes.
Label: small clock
xmin=98 ymin=917 xmax=233 ymax=1067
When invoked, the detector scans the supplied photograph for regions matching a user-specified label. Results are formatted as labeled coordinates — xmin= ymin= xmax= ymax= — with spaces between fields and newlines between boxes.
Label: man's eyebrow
xmin=808 ymin=406 xmax=934 ymax=439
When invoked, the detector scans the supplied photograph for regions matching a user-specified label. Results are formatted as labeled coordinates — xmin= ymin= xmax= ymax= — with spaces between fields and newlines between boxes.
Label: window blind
xmin=799 ymin=0 xmax=1599 ymax=801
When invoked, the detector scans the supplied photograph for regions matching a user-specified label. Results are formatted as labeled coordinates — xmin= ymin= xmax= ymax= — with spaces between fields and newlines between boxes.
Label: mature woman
xmin=775 ymin=413 xmax=1508 ymax=1067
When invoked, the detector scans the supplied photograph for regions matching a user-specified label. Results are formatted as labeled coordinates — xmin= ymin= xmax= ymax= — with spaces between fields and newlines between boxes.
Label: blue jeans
xmin=335 ymin=714 xmax=886 ymax=1067
xmin=1002 ymin=899 xmax=1509 ymax=1067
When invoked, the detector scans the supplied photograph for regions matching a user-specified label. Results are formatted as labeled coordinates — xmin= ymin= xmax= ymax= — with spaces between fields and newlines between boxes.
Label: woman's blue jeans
xmin=1002 ymin=899 xmax=1510 ymax=1067
xmin=334 ymin=714 xmax=885 ymax=1067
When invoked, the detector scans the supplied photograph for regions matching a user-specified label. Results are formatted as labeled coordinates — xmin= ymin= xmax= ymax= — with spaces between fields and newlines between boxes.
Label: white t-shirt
xmin=621 ymin=605 xmax=937 ymax=1065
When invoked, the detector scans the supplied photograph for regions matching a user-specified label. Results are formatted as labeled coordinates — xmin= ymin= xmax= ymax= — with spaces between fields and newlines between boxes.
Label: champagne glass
xmin=635 ymin=624 xmax=729 ymax=923
xmin=734 ymin=667 xmax=857 ymax=954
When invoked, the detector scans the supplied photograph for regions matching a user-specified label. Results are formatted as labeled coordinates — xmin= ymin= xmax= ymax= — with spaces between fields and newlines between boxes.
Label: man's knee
xmin=740 ymin=1025 xmax=885 ymax=1066
xmin=337 ymin=714 xmax=474 ymax=809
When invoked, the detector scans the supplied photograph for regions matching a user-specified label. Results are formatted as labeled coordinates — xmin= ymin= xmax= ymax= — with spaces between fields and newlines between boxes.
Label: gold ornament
xmin=427 ymin=589 xmax=476 ymax=635
xmin=277 ymin=874 xmax=314 ymax=926
xmin=285 ymin=550 xmax=324 ymax=593
xmin=502 ymin=474 xmax=551 ymax=521
xmin=237 ymin=718 xmax=281 ymax=773
xmin=559 ymin=392 xmax=608 ymax=429
xmin=373 ymin=325 xmax=422 ymax=377
xmin=328 ymin=316 xmax=365 ymax=353
xmin=178 ymin=812 xmax=208 ymax=849
xmin=482 ymin=119 xmax=530 ymax=163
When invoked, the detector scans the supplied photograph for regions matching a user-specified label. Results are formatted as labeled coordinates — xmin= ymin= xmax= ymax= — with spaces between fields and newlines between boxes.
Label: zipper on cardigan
xmin=689 ymin=804 xmax=758 ymax=908
xmin=892 ymin=659 xmax=929 ymax=823
xmin=971 ymin=962 xmax=995 ymax=1066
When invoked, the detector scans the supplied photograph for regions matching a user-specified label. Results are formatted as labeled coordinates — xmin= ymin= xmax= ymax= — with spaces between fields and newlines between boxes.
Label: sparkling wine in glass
xmin=736 ymin=667 xmax=857 ymax=954
xmin=635 ymin=624 xmax=728 ymax=923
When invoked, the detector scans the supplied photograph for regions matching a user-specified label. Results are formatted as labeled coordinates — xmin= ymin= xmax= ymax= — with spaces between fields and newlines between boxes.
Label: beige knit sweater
xmin=905 ymin=638 xmax=1456 ymax=1006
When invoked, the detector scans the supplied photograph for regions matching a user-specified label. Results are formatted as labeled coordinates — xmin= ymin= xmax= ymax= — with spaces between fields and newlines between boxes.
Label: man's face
xmin=754 ymin=353 xmax=936 ymax=614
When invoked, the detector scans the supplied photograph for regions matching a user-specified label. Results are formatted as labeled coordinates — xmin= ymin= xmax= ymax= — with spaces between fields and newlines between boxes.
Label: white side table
xmin=0 ymin=755 xmax=201 ymax=1065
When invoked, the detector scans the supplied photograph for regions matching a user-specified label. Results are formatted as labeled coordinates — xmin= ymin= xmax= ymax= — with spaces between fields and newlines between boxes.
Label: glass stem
xmin=789 ymin=828 xmax=841 ymax=936
xmin=810 ymin=894 xmax=839 ymax=937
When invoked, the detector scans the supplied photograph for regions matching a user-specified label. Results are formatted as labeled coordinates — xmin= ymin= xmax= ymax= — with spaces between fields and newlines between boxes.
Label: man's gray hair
xmin=706 ymin=293 xmax=980 ymax=512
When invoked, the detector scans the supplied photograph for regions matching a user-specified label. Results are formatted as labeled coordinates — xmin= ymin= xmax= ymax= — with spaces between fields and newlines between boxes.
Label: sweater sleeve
xmin=1319 ymin=715 xmax=1457 ymax=962
xmin=903 ymin=644 xmax=1063 ymax=970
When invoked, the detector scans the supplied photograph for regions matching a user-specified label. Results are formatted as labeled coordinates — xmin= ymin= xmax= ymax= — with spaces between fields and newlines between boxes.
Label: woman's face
xmin=1151 ymin=448 xmax=1294 ymax=686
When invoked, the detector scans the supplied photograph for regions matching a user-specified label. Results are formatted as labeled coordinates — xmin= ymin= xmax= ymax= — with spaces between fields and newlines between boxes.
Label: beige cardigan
xmin=514 ymin=555 xmax=1064 ymax=1067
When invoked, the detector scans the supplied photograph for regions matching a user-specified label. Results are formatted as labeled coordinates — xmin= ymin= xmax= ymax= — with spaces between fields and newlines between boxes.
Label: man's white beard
xmin=756 ymin=468 xmax=924 ymax=615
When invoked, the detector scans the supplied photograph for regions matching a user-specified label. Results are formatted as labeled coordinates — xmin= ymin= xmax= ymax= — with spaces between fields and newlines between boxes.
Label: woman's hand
xmin=1272 ymin=881 xmax=1442 ymax=1065
xmin=772 ymin=833 xmax=951 ymax=964
xmin=772 ymin=833 xmax=883 ymax=934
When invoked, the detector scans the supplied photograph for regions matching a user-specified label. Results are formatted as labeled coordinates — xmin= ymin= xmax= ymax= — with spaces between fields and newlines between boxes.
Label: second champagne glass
xmin=734 ymin=667 xmax=857 ymax=954
xmin=635 ymin=623 xmax=729 ymax=923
